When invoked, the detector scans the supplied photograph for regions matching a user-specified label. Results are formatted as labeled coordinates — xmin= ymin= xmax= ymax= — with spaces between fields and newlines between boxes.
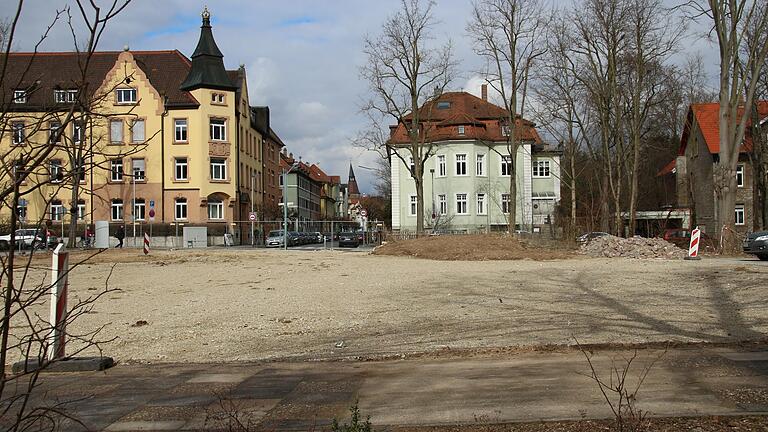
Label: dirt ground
xmin=373 ymin=235 xmax=575 ymax=260
xmin=9 ymin=244 xmax=768 ymax=364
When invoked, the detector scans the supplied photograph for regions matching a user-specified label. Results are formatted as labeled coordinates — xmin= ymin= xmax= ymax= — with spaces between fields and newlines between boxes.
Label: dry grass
xmin=374 ymin=234 xmax=575 ymax=261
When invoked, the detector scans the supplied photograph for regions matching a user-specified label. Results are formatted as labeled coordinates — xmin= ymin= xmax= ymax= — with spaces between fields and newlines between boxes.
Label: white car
xmin=0 ymin=229 xmax=54 ymax=250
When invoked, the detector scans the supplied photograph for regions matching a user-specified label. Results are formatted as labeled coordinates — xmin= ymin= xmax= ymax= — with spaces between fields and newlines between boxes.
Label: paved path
xmin=7 ymin=346 xmax=768 ymax=431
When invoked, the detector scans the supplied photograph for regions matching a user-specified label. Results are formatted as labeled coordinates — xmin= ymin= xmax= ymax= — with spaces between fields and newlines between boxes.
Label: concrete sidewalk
xmin=8 ymin=346 xmax=768 ymax=431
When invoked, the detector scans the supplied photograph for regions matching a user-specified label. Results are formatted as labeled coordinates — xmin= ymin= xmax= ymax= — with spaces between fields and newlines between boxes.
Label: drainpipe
xmin=161 ymin=96 xmax=168 ymax=223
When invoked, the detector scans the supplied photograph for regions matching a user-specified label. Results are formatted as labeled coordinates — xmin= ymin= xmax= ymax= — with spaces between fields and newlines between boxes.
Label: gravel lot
xmin=16 ymin=248 xmax=768 ymax=363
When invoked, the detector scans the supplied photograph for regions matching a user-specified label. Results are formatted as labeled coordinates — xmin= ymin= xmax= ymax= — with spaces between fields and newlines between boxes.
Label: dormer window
xmin=501 ymin=124 xmax=510 ymax=136
xmin=13 ymin=90 xmax=26 ymax=104
xmin=54 ymin=89 xmax=78 ymax=103
xmin=437 ymin=101 xmax=451 ymax=109
xmin=211 ymin=92 xmax=226 ymax=105
xmin=116 ymin=88 xmax=137 ymax=104
xmin=458 ymin=125 xmax=465 ymax=135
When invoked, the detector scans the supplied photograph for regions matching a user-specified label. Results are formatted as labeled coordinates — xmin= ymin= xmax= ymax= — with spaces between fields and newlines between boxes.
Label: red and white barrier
xmin=687 ymin=227 xmax=701 ymax=259
xmin=48 ymin=243 xmax=69 ymax=360
xmin=143 ymin=232 xmax=150 ymax=255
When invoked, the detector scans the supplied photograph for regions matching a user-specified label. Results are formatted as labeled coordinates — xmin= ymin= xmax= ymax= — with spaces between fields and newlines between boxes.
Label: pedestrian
xmin=115 ymin=225 xmax=125 ymax=248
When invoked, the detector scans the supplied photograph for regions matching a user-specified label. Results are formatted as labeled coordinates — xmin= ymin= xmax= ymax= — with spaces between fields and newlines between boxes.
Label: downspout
xmin=161 ymin=96 xmax=168 ymax=223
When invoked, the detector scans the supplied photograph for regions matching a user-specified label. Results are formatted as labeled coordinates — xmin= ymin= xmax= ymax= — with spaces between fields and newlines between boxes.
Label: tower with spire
xmin=180 ymin=6 xmax=237 ymax=91
xmin=347 ymin=163 xmax=360 ymax=203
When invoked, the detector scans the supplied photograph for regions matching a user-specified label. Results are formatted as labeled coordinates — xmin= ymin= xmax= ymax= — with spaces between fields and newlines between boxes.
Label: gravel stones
xmin=580 ymin=235 xmax=686 ymax=259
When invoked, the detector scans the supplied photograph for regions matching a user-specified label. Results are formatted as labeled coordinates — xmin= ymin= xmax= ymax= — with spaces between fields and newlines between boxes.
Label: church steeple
xmin=180 ymin=7 xmax=236 ymax=91
xmin=347 ymin=164 xmax=360 ymax=197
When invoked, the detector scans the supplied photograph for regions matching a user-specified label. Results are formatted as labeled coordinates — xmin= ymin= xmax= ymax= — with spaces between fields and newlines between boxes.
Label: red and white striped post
xmin=686 ymin=226 xmax=702 ymax=260
xmin=143 ymin=232 xmax=150 ymax=255
xmin=48 ymin=243 xmax=69 ymax=360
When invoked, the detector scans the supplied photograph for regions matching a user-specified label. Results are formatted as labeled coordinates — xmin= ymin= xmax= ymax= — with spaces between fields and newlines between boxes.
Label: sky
xmin=5 ymin=0 xmax=719 ymax=193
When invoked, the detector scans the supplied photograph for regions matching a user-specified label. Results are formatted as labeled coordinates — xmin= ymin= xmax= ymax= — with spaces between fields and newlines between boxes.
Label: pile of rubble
xmin=580 ymin=235 xmax=686 ymax=259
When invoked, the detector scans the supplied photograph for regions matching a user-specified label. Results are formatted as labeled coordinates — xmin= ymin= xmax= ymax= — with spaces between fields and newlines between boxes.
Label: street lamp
xmin=282 ymin=162 xmax=300 ymax=250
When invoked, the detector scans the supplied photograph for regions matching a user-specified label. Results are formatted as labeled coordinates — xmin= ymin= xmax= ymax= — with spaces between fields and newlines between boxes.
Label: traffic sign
xmin=149 ymin=200 xmax=155 ymax=208
xmin=360 ymin=209 xmax=367 ymax=217
xmin=248 ymin=212 xmax=257 ymax=221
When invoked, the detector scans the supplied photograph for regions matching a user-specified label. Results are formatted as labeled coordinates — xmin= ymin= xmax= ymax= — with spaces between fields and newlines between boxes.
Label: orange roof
xmin=679 ymin=101 xmax=768 ymax=155
xmin=657 ymin=159 xmax=676 ymax=177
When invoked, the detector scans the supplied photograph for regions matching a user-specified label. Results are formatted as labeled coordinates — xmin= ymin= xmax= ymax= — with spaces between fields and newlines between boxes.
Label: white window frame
xmin=532 ymin=160 xmax=551 ymax=178
xmin=111 ymin=200 xmax=124 ymax=221
xmin=175 ymin=198 xmax=188 ymax=220
xmin=50 ymin=159 xmax=62 ymax=183
xmin=207 ymin=199 xmax=224 ymax=220
xmin=115 ymin=88 xmax=137 ymax=104
xmin=409 ymin=195 xmax=417 ymax=216
xmin=174 ymin=157 xmax=188 ymax=181
xmin=110 ymin=159 xmax=123 ymax=182
xmin=476 ymin=154 xmax=485 ymax=177
xmin=77 ymin=202 xmax=86 ymax=221
xmin=50 ymin=201 xmax=63 ymax=221
xmin=501 ymin=155 xmax=512 ymax=176
xmin=501 ymin=193 xmax=511 ymax=214
xmin=12 ymin=122 xmax=25 ymax=144
xmin=54 ymin=89 xmax=77 ymax=103
xmin=735 ymin=204 xmax=745 ymax=226
xmin=477 ymin=193 xmax=486 ymax=215
xmin=49 ymin=122 xmax=61 ymax=143
xmin=130 ymin=119 xmax=145 ymax=143
xmin=438 ymin=194 xmax=447 ymax=215
xmin=210 ymin=158 xmax=227 ymax=181
xmin=456 ymin=193 xmax=468 ymax=215
xmin=455 ymin=154 xmax=467 ymax=176
xmin=133 ymin=199 xmax=146 ymax=221
xmin=13 ymin=90 xmax=26 ymax=104
xmin=437 ymin=154 xmax=446 ymax=177
xmin=73 ymin=122 xmax=83 ymax=144
xmin=174 ymin=119 xmax=188 ymax=142
xmin=408 ymin=156 xmax=415 ymax=175
xmin=736 ymin=164 xmax=744 ymax=188
xmin=132 ymin=158 xmax=146 ymax=181
xmin=458 ymin=125 xmax=465 ymax=135
xmin=210 ymin=118 xmax=227 ymax=142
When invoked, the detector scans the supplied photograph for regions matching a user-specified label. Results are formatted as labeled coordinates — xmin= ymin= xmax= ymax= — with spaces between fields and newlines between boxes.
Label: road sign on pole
xmin=248 ymin=212 xmax=257 ymax=221
xmin=360 ymin=209 xmax=367 ymax=217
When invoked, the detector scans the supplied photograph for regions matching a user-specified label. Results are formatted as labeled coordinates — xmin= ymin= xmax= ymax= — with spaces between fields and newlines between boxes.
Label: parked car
xmin=338 ymin=231 xmax=359 ymax=248
xmin=266 ymin=230 xmax=286 ymax=248
xmin=288 ymin=231 xmax=301 ymax=246
xmin=576 ymin=231 xmax=610 ymax=245
xmin=743 ymin=231 xmax=768 ymax=261
xmin=661 ymin=229 xmax=715 ymax=251
xmin=314 ymin=232 xmax=324 ymax=243
xmin=0 ymin=228 xmax=56 ymax=250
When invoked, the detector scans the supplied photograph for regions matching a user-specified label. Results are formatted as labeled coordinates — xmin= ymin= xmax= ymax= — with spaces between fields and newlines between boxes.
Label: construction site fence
xmin=41 ymin=219 xmax=384 ymax=248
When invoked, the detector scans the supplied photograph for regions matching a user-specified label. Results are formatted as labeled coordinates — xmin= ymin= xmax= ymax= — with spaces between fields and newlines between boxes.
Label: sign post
xmin=48 ymin=243 xmax=69 ymax=360
xmin=143 ymin=232 xmax=150 ymax=255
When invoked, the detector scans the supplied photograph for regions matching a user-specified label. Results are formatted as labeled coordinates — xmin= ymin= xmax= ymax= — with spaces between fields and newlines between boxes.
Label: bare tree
xmin=622 ymin=0 xmax=684 ymax=235
xmin=688 ymin=0 xmax=768 ymax=247
xmin=0 ymin=1 xmax=131 ymax=429
xmin=360 ymin=0 xmax=456 ymax=235
xmin=467 ymin=0 xmax=548 ymax=232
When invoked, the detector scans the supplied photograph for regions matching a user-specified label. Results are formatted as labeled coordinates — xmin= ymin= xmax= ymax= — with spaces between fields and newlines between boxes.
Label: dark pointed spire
xmin=347 ymin=164 xmax=360 ymax=197
xmin=180 ymin=7 xmax=237 ymax=92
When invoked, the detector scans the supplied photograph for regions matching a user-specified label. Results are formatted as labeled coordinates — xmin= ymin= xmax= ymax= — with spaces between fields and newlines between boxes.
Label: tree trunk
xmin=508 ymin=152 xmax=517 ymax=232
xmin=415 ymin=177 xmax=424 ymax=235
xmin=628 ymin=133 xmax=641 ymax=236
xmin=599 ymin=175 xmax=610 ymax=232
xmin=570 ymin=147 xmax=577 ymax=238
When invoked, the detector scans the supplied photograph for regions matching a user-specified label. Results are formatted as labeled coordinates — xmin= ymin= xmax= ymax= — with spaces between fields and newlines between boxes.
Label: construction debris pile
xmin=580 ymin=235 xmax=686 ymax=259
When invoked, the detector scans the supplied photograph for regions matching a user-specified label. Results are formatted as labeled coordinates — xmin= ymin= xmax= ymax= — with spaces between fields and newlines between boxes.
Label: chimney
xmin=481 ymin=84 xmax=488 ymax=101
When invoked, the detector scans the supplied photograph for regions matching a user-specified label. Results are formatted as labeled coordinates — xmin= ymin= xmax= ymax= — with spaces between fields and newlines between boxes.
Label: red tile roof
xmin=388 ymin=91 xmax=542 ymax=145
xmin=679 ymin=101 xmax=768 ymax=155
xmin=2 ymin=50 xmax=198 ymax=109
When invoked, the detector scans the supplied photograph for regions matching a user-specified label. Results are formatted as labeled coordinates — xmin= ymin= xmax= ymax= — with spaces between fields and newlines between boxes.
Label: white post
xmin=250 ymin=174 xmax=255 ymax=247
xmin=48 ymin=243 xmax=69 ymax=360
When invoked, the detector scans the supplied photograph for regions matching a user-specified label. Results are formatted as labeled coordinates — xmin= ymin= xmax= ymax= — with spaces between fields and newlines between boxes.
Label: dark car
xmin=338 ymin=232 xmax=359 ymax=248
xmin=743 ymin=231 xmax=768 ymax=261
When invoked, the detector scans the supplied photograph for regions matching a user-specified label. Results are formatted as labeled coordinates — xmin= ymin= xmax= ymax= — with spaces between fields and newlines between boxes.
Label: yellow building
xmin=1 ymin=8 xmax=270 ymax=242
